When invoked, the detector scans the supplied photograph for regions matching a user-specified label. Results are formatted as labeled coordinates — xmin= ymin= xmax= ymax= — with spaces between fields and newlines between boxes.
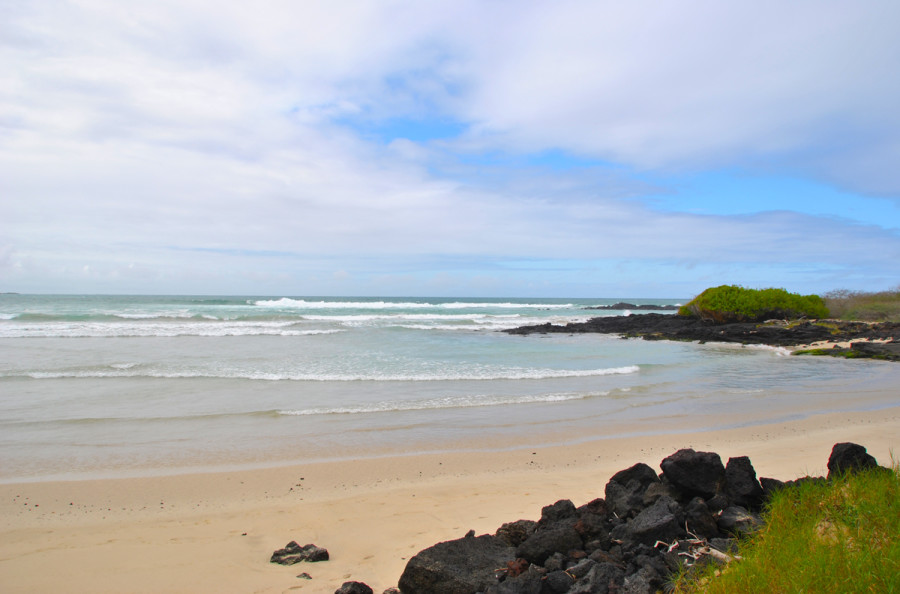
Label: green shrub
xmin=678 ymin=285 xmax=829 ymax=323
xmin=672 ymin=464 xmax=900 ymax=593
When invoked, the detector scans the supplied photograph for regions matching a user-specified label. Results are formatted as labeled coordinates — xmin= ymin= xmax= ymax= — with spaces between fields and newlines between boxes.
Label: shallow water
xmin=2 ymin=294 xmax=898 ymax=482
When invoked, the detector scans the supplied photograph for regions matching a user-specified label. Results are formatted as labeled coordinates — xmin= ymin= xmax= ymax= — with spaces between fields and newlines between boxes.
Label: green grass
xmin=678 ymin=286 xmax=829 ymax=323
xmin=671 ymin=465 xmax=900 ymax=594
xmin=824 ymin=288 xmax=900 ymax=322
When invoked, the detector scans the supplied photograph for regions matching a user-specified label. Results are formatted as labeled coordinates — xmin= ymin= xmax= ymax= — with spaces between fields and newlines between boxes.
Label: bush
xmin=678 ymin=285 xmax=829 ymax=323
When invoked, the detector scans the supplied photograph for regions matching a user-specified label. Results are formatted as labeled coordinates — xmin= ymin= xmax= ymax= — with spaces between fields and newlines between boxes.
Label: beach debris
xmin=297 ymin=572 xmax=312 ymax=579
xmin=334 ymin=581 xmax=373 ymax=594
xmin=270 ymin=541 xmax=329 ymax=565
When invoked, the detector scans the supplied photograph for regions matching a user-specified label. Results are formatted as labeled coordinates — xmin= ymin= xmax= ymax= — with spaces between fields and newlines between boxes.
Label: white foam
xmin=277 ymin=390 xmax=610 ymax=416
xmin=12 ymin=365 xmax=639 ymax=382
xmin=252 ymin=298 xmax=573 ymax=310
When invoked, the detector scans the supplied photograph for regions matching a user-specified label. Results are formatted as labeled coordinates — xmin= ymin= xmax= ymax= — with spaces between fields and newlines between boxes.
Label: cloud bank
xmin=2 ymin=0 xmax=899 ymax=296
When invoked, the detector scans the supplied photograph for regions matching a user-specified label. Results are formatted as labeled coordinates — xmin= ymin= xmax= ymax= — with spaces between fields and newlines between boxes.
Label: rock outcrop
xmin=505 ymin=314 xmax=900 ymax=362
xmin=270 ymin=542 xmax=330 ymax=565
xmin=394 ymin=443 xmax=883 ymax=594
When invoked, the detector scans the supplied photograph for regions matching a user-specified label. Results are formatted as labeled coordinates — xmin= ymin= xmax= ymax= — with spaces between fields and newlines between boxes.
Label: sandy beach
xmin=2 ymin=405 xmax=898 ymax=594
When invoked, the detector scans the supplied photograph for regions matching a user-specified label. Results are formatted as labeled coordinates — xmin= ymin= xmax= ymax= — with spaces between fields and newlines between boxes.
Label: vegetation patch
xmin=678 ymin=285 xmax=829 ymax=323
xmin=671 ymin=465 xmax=900 ymax=593
xmin=825 ymin=287 xmax=900 ymax=322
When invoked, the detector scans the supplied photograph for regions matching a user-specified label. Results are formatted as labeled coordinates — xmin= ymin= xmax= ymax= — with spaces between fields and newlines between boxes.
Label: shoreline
xmin=2 ymin=406 xmax=898 ymax=593
xmin=506 ymin=314 xmax=900 ymax=356
xmin=4 ymin=387 xmax=898 ymax=486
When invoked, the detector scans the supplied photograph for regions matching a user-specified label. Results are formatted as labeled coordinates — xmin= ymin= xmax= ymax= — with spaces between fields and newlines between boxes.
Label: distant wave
xmin=252 ymin=298 xmax=574 ymax=309
xmin=277 ymin=390 xmax=610 ymax=416
xmin=6 ymin=365 xmax=640 ymax=382
xmin=0 ymin=324 xmax=344 ymax=338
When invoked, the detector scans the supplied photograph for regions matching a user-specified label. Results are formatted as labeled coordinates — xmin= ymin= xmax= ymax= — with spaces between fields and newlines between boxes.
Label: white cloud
xmin=2 ymin=0 xmax=899 ymax=295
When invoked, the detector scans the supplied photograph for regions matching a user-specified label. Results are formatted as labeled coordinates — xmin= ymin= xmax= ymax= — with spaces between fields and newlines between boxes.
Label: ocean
xmin=2 ymin=294 xmax=898 ymax=483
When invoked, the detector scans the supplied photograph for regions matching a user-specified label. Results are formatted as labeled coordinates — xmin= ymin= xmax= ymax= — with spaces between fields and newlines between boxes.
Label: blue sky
xmin=2 ymin=0 xmax=899 ymax=297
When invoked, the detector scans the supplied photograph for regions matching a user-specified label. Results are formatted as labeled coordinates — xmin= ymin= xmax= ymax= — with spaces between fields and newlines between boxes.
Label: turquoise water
xmin=2 ymin=295 xmax=898 ymax=482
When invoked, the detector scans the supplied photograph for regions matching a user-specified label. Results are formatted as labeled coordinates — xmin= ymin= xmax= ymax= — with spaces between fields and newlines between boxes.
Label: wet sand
xmin=1 ymin=406 xmax=898 ymax=593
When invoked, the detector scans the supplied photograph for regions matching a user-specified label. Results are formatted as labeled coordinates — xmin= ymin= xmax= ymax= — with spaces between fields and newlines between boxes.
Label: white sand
xmin=1 ymin=406 xmax=898 ymax=593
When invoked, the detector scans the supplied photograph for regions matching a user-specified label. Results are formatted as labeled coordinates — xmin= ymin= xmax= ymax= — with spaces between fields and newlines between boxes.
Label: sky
xmin=2 ymin=0 xmax=899 ymax=298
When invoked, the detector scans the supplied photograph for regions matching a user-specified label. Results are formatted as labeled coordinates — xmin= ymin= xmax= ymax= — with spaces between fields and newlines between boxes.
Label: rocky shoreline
xmin=291 ymin=442 xmax=885 ymax=594
xmin=504 ymin=314 xmax=900 ymax=360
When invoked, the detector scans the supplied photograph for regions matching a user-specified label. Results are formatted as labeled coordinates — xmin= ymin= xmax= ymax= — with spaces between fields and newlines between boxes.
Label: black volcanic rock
xmin=684 ymin=497 xmax=721 ymax=540
xmin=395 ymin=442 xmax=886 ymax=594
xmin=334 ymin=582 xmax=374 ymax=594
xmin=270 ymin=542 xmax=329 ymax=565
xmin=587 ymin=303 xmax=680 ymax=311
xmin=610 ymin=496 xmax=683 ymax=547
xmin=827 ymin=442 xmax=878 ymax=479
xmin=505 ymin=314 xmax=900 ymax=355
xmin=725 ymin=456 xmax=765 ymax=510
xmin=540 ymin=499 xmax=578 ymax=524
xmin=495 ymin=520 xmax=537 ymax=547
xmin=398 ymin=533 xmax=514 ymax=594
xmin=516 ymin=522 xmax=583 ymax=565
xmin=604 ymin=463 xmax=660 ymax=519
xmin=717 ymin=506 xmax=763 ymax=535
xmin=660 ymin=449 xmax=725 ymax=500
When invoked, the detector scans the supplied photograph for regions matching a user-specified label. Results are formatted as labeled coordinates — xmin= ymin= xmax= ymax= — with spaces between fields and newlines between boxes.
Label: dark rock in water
xmin=516 ymin=521 xmax=583 ymax=565
xmin=827 ymin=442 xmax=878 ymax=479
xmin=725 ymin=456 xmax=765 ymax=509
xmin=495 ymin=520 xmax=537 ymax=547
xmin=587 ymin=303 xmax=679 ymax=311
xmin=505 ymin=314 xmax=900 ymax=356
xmin=398 ymin=534 xmax=514 ymax=594
xmin=335 ymin=582 xmax=374 ymax=594
xmin=270 ymin=541 xmax=329 ymax=565
xmin=717 ymin=506 xmax=763 ymax=535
